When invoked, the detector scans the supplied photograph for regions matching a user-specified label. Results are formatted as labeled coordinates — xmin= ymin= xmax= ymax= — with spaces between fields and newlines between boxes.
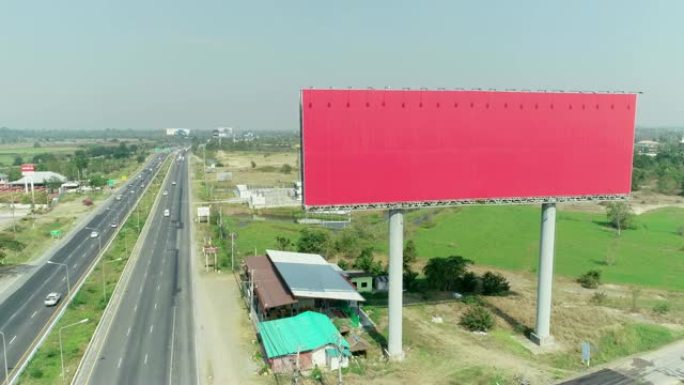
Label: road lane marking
xmin=169 ymin=307 xmax=176 ymax=385
xmin=31 ymin=311 xmax=37 ymax=319
xmin=127 ymin=327 xmax=131 ymax=336
xmin=154 ymin=302 xmax=157 ymax=310
xmin=134 ymin=304 xmax=138 ymax=312
xmin=139 ymin=286 xmax=143 ymax=294
xmin=157 ymin=284 xmax=160 ymax=291
xmin=62 ymin=277 xmax=66 ymax=282
xmin=9 ymin=335 xmax=16 ymax=344
xmin=118 ymin=357 xmax=123 ymax=368
xmin=149 ymin=325 xmax=154 ymax=334
xmin=144 ymin=354 xmax=148 ymax=365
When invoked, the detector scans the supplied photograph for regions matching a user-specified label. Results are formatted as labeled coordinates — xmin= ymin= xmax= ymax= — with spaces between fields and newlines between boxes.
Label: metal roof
xmin=258 ymin=311 xmax=350 ymax=359
xmin=266 ymin=250 xmax=365 ymax=302
xmin=10 ymin=171 xmax=67 ymax=185
xmin=245 ymin=256 xmax=297 ymax=310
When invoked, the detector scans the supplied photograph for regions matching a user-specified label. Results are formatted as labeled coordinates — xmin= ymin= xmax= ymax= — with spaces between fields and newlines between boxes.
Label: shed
xmin=258 ymin=311 xmax=350 ymax=373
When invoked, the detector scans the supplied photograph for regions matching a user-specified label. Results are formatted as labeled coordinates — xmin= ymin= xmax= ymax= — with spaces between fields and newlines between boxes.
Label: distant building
xmin=0 ymin=173 xmax=8 ymax=184
xmin=165 ymin=128 xmax=191 ymax=137
xmin=635 ymin=140 xmax=659 ymax=157
xmin=212 ymin=127 xmax=232 ymax=138
xmin=10 ymin=171 xmax=67 ymax=186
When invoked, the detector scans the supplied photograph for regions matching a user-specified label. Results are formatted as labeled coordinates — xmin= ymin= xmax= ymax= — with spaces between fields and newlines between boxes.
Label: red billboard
xmin=301 ymin=89 xmax=637 ymax=209
xmin=21 ymin=164 xmax=35 ymax=173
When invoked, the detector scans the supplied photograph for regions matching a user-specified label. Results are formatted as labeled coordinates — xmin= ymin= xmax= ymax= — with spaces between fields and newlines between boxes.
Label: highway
xmin=0 ymin=154 xmax=167 ymax=384
xmin=86 ymin=154 xmax=196 ymax=385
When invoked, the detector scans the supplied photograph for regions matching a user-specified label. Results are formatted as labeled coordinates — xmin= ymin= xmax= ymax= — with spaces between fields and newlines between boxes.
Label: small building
xmin=0 ymin=173 xmax=8 ymax=184
xmin=373 ymin=275 xmax=389 ymax=292
xmin=9 ymin=171 xmax=67 ymax=186
xmin=635 ymin=140 xmax=659 ymax=157
xmin=244 ymin=250 xmax=365 ymax=321
xmin=258 ymin=311 xmax=350 ymax=373
xmin=344 ymin=270 xmax=374 ymax=293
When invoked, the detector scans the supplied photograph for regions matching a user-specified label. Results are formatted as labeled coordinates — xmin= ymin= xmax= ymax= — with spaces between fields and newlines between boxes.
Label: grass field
xmin=400 ymin=205 xmax=684 ymax=291
xmin=0 ymin=144 xmax=80 ymax=166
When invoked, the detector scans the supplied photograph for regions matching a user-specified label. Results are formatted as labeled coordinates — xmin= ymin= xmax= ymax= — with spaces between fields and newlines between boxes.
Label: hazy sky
xmin=1 ymin=1 xmax=683 ymax=131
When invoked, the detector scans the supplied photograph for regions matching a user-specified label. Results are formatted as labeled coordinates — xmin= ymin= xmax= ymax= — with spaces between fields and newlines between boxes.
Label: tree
xmin=353 ymin=247 xmax=383 ymax=275
xmin=7 ymin=168 xmax=21 ymax=182
xmin=403 ymin=240 xmax=417 ymax=273
xmin=88 ymin=174 xmax=107 ymax=189
xmin=136 ymin=154 xmax=146 ymax=163
xmin=481 ymin=272 xmax=510 ymax=296
xmin=13 ymin=156 xmax=23 ymax=166
xmin=275 ymin=236 xmax=292 ymax=251
xmin=45 ymin=177 xmax=63 ymax=194
xmin=280 ymin=164 xmax=293 ymax=174
xmin=606 ymin=202 xmax=634 ymax=236
xmin=296 ymin=228 xmax=330 ymax=255
xmin=250 ymin=160 xmax=256 ymax=169
xmin=423 ymin=255 xmax=473 ymax=291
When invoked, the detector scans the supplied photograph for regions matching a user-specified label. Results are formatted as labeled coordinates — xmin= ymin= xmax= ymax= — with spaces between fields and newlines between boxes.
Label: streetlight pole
xmin=0 ymin=331 xmax=8 ymax=385
xmin=101 ymin=258 xmax=123 ymax=302
xmin=231 ymin=232 xmax=235 ymax=272
xmin=59 ymin=319 xmax=89 ymax=385
xmin=47 ymin=261 xmax=70 ymax=294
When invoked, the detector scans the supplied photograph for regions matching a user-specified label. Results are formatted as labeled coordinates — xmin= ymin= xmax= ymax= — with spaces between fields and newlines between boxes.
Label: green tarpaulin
xmin=258 ymin=311 xmax=350 ymax=359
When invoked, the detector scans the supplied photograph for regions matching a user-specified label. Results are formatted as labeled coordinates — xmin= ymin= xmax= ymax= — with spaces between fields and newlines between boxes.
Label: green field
xmin=0 ymin=144 xmax=80 ymax=165
xmin=405 ymin=205 xmax=684 ymax=291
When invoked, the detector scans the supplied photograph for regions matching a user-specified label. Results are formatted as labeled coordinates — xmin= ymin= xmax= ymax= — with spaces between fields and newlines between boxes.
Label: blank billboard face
xmin=301 ymin=89 xmax=636 ymax=209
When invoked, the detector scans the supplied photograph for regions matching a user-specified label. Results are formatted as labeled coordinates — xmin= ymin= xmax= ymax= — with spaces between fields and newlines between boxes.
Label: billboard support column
xmin=531 ymin=203 xmax=556 ymax=346
xmin=387 ymin=209 xmax=404 ymax=360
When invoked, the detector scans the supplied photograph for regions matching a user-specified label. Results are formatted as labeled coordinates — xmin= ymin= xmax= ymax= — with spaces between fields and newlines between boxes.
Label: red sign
xmin=21 ymin=164 xmax=35 ymax=172
xmin=301 ymin=89 xmax=637 ymax=209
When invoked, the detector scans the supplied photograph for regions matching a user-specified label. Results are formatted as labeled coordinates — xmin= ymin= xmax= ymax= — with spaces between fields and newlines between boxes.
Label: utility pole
xmin=231 ymin=232 xmax=235 ymax=272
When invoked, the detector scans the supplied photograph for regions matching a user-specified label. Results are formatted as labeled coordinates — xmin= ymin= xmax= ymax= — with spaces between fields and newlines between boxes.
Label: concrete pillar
xmin=387 ymin=209 xmax=404 ymax=360
xmin=531 ymin=203 xmax=556 ymax=346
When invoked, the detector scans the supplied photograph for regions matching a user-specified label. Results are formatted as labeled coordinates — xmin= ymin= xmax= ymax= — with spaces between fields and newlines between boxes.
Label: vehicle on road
xmin=44 ymin=292 xmax=61 ymax=306
xmin=116 ymin=195 xmax=122 ymax=201
xmin=110 ymin=223 xmax=117 ymax=228
xmin=164 ymin=209 xmax=170 ymax=217
xmin=163 ymin=190 xmax=168 ymax=196
xmin=90 ymin=231 xmax=99 ymax=238
xmin=171 ymin=181 xmax=177 ymax=185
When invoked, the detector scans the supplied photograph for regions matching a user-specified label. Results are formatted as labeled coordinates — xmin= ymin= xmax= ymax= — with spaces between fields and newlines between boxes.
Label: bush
xmin=577 ymin=270 xmax=601 ymax=289
xmin=29 ymin=368 xmax=43 ymax=378
xmin=82 ymin=198 xmax=93 ymax=206
xmin=459 ymin=305 xmax=494 ymax=332
xmin=458 ymin=271 xmax=482 ymax=294
xmin=590 ymin=291 xmax=608 ymax=305
xmin=653 ymin=302 xmax=670 ymax=315
xmin=481 ymin=271 xmax=510 ymax=296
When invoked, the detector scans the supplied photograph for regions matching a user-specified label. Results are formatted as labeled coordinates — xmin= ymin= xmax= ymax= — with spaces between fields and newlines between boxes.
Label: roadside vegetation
xmin=17 ymin=157 xmax=171 ymax=385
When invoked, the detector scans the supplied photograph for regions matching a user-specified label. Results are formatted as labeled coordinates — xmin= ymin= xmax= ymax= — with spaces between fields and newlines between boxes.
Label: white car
xmin=110 ymin=223 xmax=117 ymax=228
xmin=164 ymin=209 xmax=170 ymax=217
xmin=90 ymin=231 xmax=99 ymax=238
xmin=115 ymin=195 xmax=122 ymax=201
xmin=163 ymin=190 xmax=168 ymax=196
xmin=44 ymin=292 xmax=61 ymax=307
xmin=171 ymin=181 xmax=176 ymax=185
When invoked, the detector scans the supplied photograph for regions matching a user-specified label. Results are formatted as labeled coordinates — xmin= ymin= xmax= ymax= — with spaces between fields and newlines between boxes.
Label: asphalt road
xmin=87 ymin=154 xmax=196 ymax=385
xmin=0 ymin=154 xmax=167 ymax=384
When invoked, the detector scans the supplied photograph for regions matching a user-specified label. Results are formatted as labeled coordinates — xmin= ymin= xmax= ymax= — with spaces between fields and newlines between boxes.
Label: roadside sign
xmin=50 ymin=229 xmax=62 ymax=238
xmin=203 ymin=246 xmax=218 ymax=254
xmin=581 ymin=341 xmax=591 ymax=367
xmin=107 ymin=179 xmax=116 ymax=187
